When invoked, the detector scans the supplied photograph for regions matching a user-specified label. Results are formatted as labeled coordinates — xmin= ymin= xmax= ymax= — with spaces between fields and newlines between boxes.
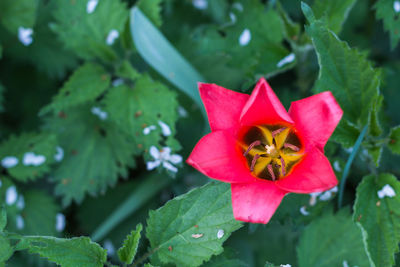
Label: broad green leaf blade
xmin=23 ymin=236 xmax=107 ymax=267
xmin=117 ymin=223 xmax=142 ymax=264
xmin=130 ymin=7 xmax=205 ymax=111
xmin=375 ymin=0 xmax=400 ymax=49
xmin=312 ymin=0 xmax=357 ymax=33
xmin=388 ymin=126 xmax=400 ymax=155
xmin=0 ymin=234 xmax=13 ymax=263
xmin=39 ymin=63 xmax=111 ymax=116
xmin=91 ymin=173 xmax=172 ymax=242
xmin=0 ymin=0 xmax=38 ymax=34
xmin=137 ymin=0 xmax=163 ymax=27
xmin=51 ymin=0 xmax=128 ymax=61
xmin=0 ymin=132 xmax=57 ymax=182
xmin=297 ymin=210 xmax=369 ymax=267
xmin=146 ymin=182 xmax=243 ymax=267
xmin=353 ymin=174 xmax=400 ymax=267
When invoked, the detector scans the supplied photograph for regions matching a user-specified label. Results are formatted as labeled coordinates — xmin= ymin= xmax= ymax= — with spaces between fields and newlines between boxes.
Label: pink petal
xmin=231 ymin=181 xmax=287 ymax=224
xmin=288 ymin=91 xmax=343 ymax=150
xmin=199 ymin=82 xmax=249 ymax=132
xmin=240 ymin=78 xmax=294 ymax=126
xmin=275 ymin=148 xmax=338 ymax=193
xmin=187 ymin=131 xmax=257 ymax=184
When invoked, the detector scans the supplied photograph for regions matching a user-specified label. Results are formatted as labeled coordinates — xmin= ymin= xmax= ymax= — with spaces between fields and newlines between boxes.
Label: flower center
xmin=239 ymin=125 xmax=304 ymax=181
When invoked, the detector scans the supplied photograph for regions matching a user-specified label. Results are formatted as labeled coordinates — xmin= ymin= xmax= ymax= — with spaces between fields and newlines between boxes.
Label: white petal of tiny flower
xmin=149 ymin=146 xmax=160 ymax=159
xmin=377 ymin=184 xmax=396 ymax=199
xmin=158 ymin=120 xmax=171 ymax=136
xmin=56 ymin=213 xmax=66 ymax=232
xmin=233 ymin=2 xmax=243 ymax=12
xmin=163 ymin=161 xmax=178 ymax=173
xmin=106 ymin=29 xmax=119 ymax=45
xmin=16 ymin=215 xmax=24 ymax=230
xmin=280 ymin=265 xmax=292 ymax=267
xmin=300 ymin=206 xmax=309 ymax=216
xmin=1 ymin=156 xmax=18 ymax=168
xmin=16 ymin=196 xmax=25 ymax=210
xmin=330 ymin=186 xmax=338 ymax=193
xmin=239 ymin=28 xmax=251 ymax=46
xmin=103 ymin=239 xmax=115 ymax=256
xmin=18 ymin=27 xmax=33 ymax=46
xmin=276 ymin=53 xmax=295 ymax=68
xmin=318 ymin=191 xmax=332 ymax=201
xmin=333 ymin=160 xmax=341 ymax=172
xmin=342 ymin=260 xmax=349 ymax=267
xmin=309 ymin=192 xmax=321 ymax=206
xmin=143 ymin=125 xmax=156 ymax=135
xmin=54 ymin=146 xmax=64 ymax=162
xmin=160 ymin=147 xmax=172 ymax=158
xmin=394 ymin=1 xmax=400 ymax=12
xmin=6 ymin=186 xmax=18 ymax=205
xmin=192 ymin=0 xmax=208 ymax=10
xmin=217 ymin=229 xmax=224 ymax=239
xmin=169 ymin=154 xmax=182 ymax=164
xmin=87 ymin=0 xmax=99 ymax=14
xmin=23 ymin=152 xmax=46 ymax=166
xmin=177 ymin=106 xmax=188 ymax=117
xmin=147 ymin=160 xmax=161 ymax=171
xmin=112 ymin=78 xmax=124 ymax=87
xmin=229 ymin=12 xmax=237 ymax=23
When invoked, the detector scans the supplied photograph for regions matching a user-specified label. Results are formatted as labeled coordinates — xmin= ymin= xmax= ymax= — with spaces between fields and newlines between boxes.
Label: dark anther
xmin=244 ymin=140 xmax=262 ymax=156
xmin=283 ymin=143 xmax=300 ymax=151
xmin=250 ymin=154 xmax=260 ymax=172
xmin=267 ymin=164 xmax=276 ymax=181
xmin=280 ymin=157 xmax=286 ymax=176
xmin=272 ymin=127 xmax=286 ymax=137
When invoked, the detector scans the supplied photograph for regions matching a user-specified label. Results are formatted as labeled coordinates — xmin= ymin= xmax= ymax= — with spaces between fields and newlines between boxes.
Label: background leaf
xmin=117 ymin=223 xmax=142 ymax=265
xmin=375 ymin=0 xmax=400 ymax=49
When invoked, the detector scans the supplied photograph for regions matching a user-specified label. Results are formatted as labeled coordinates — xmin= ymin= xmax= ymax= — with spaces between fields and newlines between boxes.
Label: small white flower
xmin=56 ymin=213 xmax=66 ymax=232
xmin=229 ymin=12 xmax=237 ymax=23
xmin=143 ymin=125 xmax=156 ymax=135
xmin=112 ymin=78 xmax=124 ymax=87
xmin=233 ymin=3 xmax=243 ymax=12
xmin=91 ymin=106 xmax=108 ymax=120
xmin=158 ymin=120 xmax=172 ymax=136
xmin=276 ymin=53 xmax=295 ymax=68
xmin=177 ymin=106 xmax=188 ymax=118
xmin=377 ymin=184 xmax=396 ymax=199
xmin=319 ymin=186 xmax=338 ymax=201
xmin=217 ymin=229 xmax=224 ymax=239
xmin=239 ymin=29 xmax=251 ymax=46
xmin=86 ymin=0 xmax=98 ymax=14
xmin=192 ymin=0 xmax=208 ymax=10
xmin=16 ymin=195 xmax=25 ymax=210
xmin=280 ymin=265 xmax=291 ymax=267
xmin=299 ymin=206 xmax=309 ymax=216
xmin=146 ymin=146 xmax=182 ymax=173
xmin=106 ymin=29 xmax=119 ymax=45
xmin=18 ymin=27 xmax=33 ymax=46
xmin=342 ymin=260 xmax=349 ymax=267
xmin=54 ymin=146 xmax=64 ymax=162
xmin=1 ymin=156 xmax=18 ymax=168
xmin=309 ymin=192 xmax=320 ymax=206
xmin=394 ymin=1 xmax=400 ymax=12
xmin=16 ymin=215 xmax=24 ymax=230
xmin=333 ymin=160 xmax=341 ymax=172
xmin=23 ymin=152 xmax=46 ymax=166
xmin=6 ymin=186 xmax=18 ymax=205
xmin=103 ymin=239 xmax=115 ymax=256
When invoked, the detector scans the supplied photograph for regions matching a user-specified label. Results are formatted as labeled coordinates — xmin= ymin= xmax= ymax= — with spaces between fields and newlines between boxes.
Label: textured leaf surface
xmin=117 ymin=223 xmax=142 ymax=264
xmin=146 ymin=182 xmax=243 ymax=267
xmin=137 ymin=0 xmax=163 ymax=27
xmin=389 ymin=126 xmax=400 ymax=155
xmin=23 ymin=236 xmax=107 ymax=267
xmin=297 ymin=210 xmax=369 ymax=267
xmin=40 ymin=63 xmax=110 ymax=115
xmin=375 ymin=0 xmax=400 ymax=49
xmin=0 ymin=234 xmax=13 ymax=263
xmin=353 ymin=174 xmax=400 ymax=267
xmin=312 ymin=0 xmax=357 ymax=33
xmin=51 ymin=0 xmax=128 ymax=61
xmin=0 ymin=132 xmax=57 ymax=181
xmin=45 ymin=106 xmax=135 ymax=206
xmin=0 ymin=0 xmax=38 ymax=33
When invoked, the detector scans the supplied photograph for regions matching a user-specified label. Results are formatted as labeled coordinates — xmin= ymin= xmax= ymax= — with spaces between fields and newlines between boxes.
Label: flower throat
xmin=240 ymin=125 xmax=304 ymax=181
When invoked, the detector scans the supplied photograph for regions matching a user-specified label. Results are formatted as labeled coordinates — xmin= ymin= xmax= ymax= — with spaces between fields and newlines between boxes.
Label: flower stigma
xmin=240 ymin=125 xmax=304 ymax=181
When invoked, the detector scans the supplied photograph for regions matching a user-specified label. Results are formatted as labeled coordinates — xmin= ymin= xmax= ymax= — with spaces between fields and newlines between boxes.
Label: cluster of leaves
xmin=1 ymin=0 xmax=400 ymax=266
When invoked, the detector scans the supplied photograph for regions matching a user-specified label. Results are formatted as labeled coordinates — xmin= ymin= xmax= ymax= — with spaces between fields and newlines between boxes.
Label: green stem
xmin=337 ymin=125 xmax=368 ymax=208
xmin=131 ymin=247 xmax=159 ymax=267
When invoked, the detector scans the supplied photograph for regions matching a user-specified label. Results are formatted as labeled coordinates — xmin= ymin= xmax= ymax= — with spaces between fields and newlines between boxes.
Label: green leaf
xmin=375 ymin=0 xmax=400 ymax=49
xmin=115 ymin=60 xmax=140 ymax=82
xmin=0 ymin=0 xmax=38 ymax=34
xmin=22 ymin=236 xmax=107 ymax=267
xmin=45 ymin=105 xmax=135 ymax=206
xmin=297 ymin=210 xmax=369 ymax=267
xmin=353 ymin=173 xmax=400 ymax=267
xmin=0 ymin=234 xmax=13 ymax=263
xmin=0 ymin=208 xmax=6 ymax=231
xmin=117 ymin=223 xmax=143 ymax=264
xmin=104 ymin=75 xmax=180 ymax=154
xmin=40 ymin=63 xmax=111 ymax=116
xmin=137 ymin=0 xmax=163 ymax=27
xmin=304 ymin=8 xmax=381 ymax=143
xmin=146 ymin=182 xmax=243 ymax=267
xmin=0 ymin=132 xmax=57 ymax=182
xmin=51 ymin=0 xmax=128 ymax=61
xmin=312 ymin=0 xmax=357 ymax=33
xmin=388 ymin=126 xmax=400 ymax=155
xmin=264 ymin=262 xmax=278 ymax=267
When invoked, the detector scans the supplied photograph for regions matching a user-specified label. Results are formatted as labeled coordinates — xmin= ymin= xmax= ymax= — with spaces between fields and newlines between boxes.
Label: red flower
xmin=187 ymin=78 xmax=343 ymax=224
